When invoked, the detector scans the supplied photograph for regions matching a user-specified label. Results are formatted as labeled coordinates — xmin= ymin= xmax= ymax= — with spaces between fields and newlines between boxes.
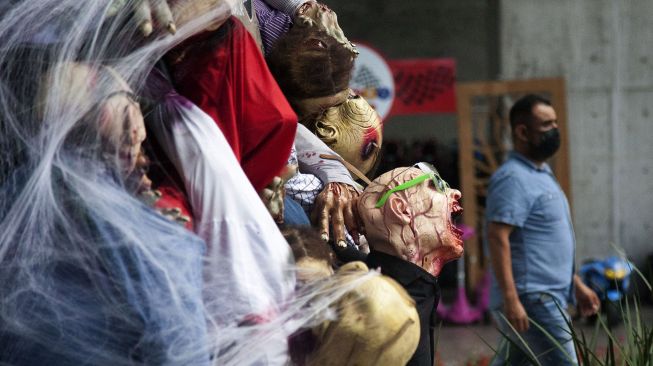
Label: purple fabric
xmin=253 ymin=0 xmax=292 ymax=55
xmin=263 ymin=0 xmax=305 ymax=15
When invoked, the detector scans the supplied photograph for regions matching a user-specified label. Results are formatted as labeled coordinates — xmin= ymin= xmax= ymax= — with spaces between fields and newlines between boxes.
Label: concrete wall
xmin=501 ymin=0 xmax=653 ymax=265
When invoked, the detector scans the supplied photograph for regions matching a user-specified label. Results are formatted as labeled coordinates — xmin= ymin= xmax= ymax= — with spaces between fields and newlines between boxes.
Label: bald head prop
xmin=309 ymin=92 xmax=383 ymax=176
xmin=357 ymin=167 xmax=464 ymax=276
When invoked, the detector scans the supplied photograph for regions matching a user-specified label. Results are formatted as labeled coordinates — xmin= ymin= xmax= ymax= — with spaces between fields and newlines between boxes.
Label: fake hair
xmin=266 ymin=25 xmax=354 ymax=100
xmin=282 ymin=225 xmax=336 ymax=267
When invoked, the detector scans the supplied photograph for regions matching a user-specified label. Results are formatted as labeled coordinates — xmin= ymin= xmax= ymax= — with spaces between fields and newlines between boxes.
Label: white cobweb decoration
xmin=0 ymin=1 xmax=377 ymax=365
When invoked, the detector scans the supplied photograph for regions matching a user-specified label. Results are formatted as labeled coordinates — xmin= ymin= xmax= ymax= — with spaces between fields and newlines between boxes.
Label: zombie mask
xmin=295 ymin=1 xmax=357 ymax=56
xmin=357 ymin=165 xmax=464 ymax=276
xmin=266 ymin=25 xmax=354 ymax=116
xmin=292 ymin=88 xmax=349 ymax=120
xmin=306 ymin=262 xmax=419 ymax=366
xmin=98 ymin=89 xmax=147 ymax=176
xmin=310 ymin=93 xmax=383 ymax=176
xmin=41 ymin=64 xmax=146 ymax=176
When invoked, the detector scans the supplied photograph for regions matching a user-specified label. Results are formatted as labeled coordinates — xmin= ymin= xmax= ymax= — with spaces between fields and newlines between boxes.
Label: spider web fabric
xmin=0 ymin=1 xmax=378 ymax=365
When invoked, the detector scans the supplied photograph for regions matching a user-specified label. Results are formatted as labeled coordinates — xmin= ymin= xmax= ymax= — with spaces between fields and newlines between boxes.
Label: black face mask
xmin=528 ymin=128 xmax=560 ymax=161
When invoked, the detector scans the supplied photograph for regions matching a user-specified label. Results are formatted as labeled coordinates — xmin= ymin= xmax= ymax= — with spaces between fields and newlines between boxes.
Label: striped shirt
xmin=253 ymin=0 xmax=293 ymax=55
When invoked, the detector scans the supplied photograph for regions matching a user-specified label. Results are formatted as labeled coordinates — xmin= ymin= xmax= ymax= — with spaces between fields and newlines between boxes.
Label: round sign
xmin=349 ymin=44 xmax=395 ymax=120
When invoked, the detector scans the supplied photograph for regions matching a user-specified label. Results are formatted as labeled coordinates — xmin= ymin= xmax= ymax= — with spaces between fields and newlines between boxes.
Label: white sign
xmin=350 ymin=44 xmax=395 ymax=120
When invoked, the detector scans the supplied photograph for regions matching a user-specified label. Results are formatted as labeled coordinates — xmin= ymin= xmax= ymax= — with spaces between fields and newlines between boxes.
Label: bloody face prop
xmin=357 ymin=166 xmax=464 ymax=276
xmin=310 ymin=93 xmax=383 ymax=176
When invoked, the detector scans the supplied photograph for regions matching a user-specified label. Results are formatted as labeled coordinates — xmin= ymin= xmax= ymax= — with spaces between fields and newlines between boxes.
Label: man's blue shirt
xmin=485 ymin=151 xmax=575 ymax=309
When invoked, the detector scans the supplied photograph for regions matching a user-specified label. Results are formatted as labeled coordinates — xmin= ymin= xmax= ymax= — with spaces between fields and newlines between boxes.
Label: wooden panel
xmin=456 ymin=78 xmax=569 ymax=289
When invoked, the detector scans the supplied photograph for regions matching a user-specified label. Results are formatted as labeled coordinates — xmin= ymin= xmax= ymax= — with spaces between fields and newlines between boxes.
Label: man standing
xmin=486 ymin=94 xmax=600 ymax=365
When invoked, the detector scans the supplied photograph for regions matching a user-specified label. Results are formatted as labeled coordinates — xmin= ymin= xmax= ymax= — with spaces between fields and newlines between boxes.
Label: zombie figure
xmin=306 ymin=92 xmax=384 ymax=177
xmin=254 ymin=0 xmax=357 ymax=57
xmin=262 ymin=5 xmax=370 ymax=247
xmin=301 ymin=262 xmax=421 ymax=366
xmin=266 ymin=14 xmax=354 ymax=119
xmin=0 ymin=63 xmax=209 ymax=365
xmin=357 ymin=165 xmax=465 ymax=366
xmin=168 ymin=17 xmax=297 ymax=193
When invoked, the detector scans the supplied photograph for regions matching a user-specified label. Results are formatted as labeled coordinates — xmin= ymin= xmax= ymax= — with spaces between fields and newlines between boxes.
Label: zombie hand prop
xmin=109 ymin=0 xmax=176 ymax=36
xmin=260 ymin=176 xmax=286 ymax=224
xmin=311 ymin=182 xmax=361 ymax=248
xmin=158 ymin=207 xmax=192 ymax=226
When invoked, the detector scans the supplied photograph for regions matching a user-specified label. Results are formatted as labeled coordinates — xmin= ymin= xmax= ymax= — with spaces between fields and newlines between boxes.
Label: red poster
xmin=388 ymin=58 xmax=456 ymax=116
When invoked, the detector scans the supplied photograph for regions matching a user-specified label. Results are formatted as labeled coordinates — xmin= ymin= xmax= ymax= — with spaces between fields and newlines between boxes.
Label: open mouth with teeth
xmin=449 ymin=200 xmax=464 ymax=243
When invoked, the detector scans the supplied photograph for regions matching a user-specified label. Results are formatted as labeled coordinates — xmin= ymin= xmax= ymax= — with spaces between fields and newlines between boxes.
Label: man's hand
xmin=504 ymin=297 xmax=529 ymax=333
xmin=311 ymin=182 xmax=360 ymax=248
xmin=574 ymin=275 xmax=601 ymax=317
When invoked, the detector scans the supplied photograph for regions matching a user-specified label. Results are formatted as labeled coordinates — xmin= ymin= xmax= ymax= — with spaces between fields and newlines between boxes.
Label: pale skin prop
xmin=309 ymin=92 xmax=383 ymax=177
xmin=357 ymin=166 xmax=464 ymax=277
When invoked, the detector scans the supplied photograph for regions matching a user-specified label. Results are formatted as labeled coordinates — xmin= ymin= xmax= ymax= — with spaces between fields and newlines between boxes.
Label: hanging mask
xmin=529 ymin=127 xmax=560 ymax=161
xmin=295 ymin=1 xmax=358 ymax=56
xmin=311 ymin=94 xmax=383 ymax=176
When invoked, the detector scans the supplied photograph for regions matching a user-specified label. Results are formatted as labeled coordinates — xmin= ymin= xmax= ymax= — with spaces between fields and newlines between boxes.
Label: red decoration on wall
xmin=388 ymin=58 xmax=456 ymax=116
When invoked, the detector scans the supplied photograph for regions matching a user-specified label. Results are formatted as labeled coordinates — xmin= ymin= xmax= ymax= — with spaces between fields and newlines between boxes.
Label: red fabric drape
xmin=171 ymin=17 xmax=297 ymax=192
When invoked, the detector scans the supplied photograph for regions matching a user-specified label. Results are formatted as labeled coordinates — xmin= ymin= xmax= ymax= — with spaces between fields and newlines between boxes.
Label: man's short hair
xmin=509 ymin=94 xmax=552 ymax=129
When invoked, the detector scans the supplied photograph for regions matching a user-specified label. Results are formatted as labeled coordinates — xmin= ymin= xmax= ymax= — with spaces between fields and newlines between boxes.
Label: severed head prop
xmin=294 ymin=1 xmax=358 ymax=56
xmin=357 ymin=165 xmax=464 ymax=276
xmin=307 ymin=92 xmax=383 ymax=176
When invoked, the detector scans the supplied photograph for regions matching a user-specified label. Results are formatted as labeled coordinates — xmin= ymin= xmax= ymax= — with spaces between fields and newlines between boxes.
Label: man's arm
xmin=573 ymin=274 xmax=600 ymax=317
xmin=487 ymin=221 xmax=529 ymax=332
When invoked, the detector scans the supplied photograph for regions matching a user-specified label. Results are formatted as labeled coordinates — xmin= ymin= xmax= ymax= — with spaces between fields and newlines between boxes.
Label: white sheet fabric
xmin=147 ymin=76 xmax=295 ymax=363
